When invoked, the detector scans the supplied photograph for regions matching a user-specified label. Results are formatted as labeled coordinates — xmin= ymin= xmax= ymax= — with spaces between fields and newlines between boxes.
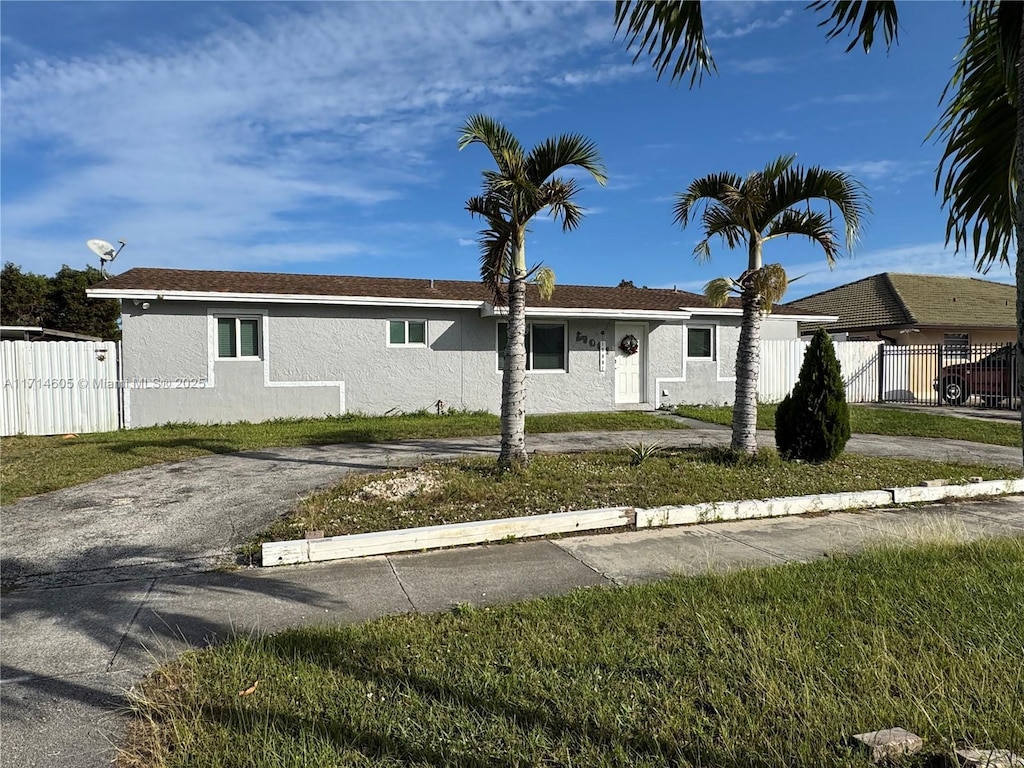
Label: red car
xmin=935 ymin=344 xmax=1019 ymax=407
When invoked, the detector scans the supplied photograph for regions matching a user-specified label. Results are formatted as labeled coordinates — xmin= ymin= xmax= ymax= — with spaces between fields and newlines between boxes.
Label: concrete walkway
xmin=1 ymin=428 xmax=1022 ymax=767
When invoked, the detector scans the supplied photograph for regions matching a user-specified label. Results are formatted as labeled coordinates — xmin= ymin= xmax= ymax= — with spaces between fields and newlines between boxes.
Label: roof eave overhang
xmin=686 ymin=307 xmax=840 ymax=322
xmin=480 ymin=303 xmax=692 ymax=321
xmin=768 ymin=313 xmax=840 ymax=323
xmin=85 ymin=288 xmax=483 ymax=310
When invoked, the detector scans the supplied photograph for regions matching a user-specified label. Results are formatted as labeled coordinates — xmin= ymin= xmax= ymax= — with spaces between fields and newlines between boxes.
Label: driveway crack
xmin=106 ymin=578 xmax=156 ymax=673
xmin=384 ymin=556 xmax=417 ymax=612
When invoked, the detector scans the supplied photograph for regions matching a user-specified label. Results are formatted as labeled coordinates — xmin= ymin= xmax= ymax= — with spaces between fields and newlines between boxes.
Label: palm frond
xmin=525 ymin=134 xmax=607 ymax=187
xmin=759 ymin=154 xmax=797 ymax=185
xmin=768 ymin=164 xmax=869 ymax=250
xmin=543 ymin=178 xmax=586 ymax=232
xmin=476 ymin=222 xmax=514 ymax=305
xmin=673 ymin=172 xmax=744 ymax=227
xmin=693 ymin=239 xmax=712 ymax=263
xmin=763 ymin=209 xmax=843 ymax=266
xmin=533 ymin=266 xmax=556 ymax=301
xmin=808 ymin=0 xmax=899 ymax=53
xmin=699 ymin=205 xmax=747 ymax=251
xmin=614 ymin=0 xmax=716 ymax=86
xmin=931 ymin=1 xmax=1018 ymax=269
xmin=747 ymin=263 xmax=790 ymax=311
xmin=458 ymin=115 xmax=526 ymax=179
xmin=703 ymin=276 xmax=735 ymax=307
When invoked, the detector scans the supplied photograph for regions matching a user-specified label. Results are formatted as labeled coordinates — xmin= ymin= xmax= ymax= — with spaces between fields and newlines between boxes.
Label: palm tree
xmin=613 ymin=0 xmax=1024 ymax=457
xmin=458 ymin=115 xmax=606 ymax=467
xmin=932 ymin=2 xmax=1021 ymax=449
xmin=675 ymin=155 xmax=868 ymax=454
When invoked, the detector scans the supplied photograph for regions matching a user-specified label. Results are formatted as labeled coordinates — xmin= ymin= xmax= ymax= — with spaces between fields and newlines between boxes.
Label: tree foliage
xmin=674 ymin=156 xmax=867 ymax=454
xmin=0 ymin=262 xmax=121 ymax=340
xmin=459 ymin=115 xmax=605 ymax=465
xmin=614 ymin=0 xmax=898 ymax=85
xmin=775 ymin=329 xmax=851 ymax=463
xmin=932 ymin=1 xmax=1020 ymax=269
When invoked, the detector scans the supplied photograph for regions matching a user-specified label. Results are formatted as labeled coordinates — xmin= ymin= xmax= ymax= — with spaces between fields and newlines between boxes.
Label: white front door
xmin=614 ymin=322 xmax=644 ymax=404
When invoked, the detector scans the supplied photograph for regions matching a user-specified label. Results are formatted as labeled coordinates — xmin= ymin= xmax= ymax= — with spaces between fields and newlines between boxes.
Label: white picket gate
xmin=1 ymin=340 xmax=121 ymax=436
xmin=759 ymin=339 xmax=880 ymax=403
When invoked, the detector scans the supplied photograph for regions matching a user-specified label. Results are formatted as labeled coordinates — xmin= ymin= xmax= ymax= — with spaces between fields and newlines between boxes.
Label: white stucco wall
xmin=120 ymin=301 xmax=800 ymax=426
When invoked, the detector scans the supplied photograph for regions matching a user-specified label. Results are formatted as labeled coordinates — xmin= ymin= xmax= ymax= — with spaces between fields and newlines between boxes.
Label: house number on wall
xmin=575 ymin=330 xmax=603 ymax=348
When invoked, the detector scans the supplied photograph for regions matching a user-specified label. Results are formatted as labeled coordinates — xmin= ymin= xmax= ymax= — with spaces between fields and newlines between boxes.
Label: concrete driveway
xmin=1 ymin=426 xmax=1021 ymax=767
xmin=3 ymin=427 xmax=1020 ymax=591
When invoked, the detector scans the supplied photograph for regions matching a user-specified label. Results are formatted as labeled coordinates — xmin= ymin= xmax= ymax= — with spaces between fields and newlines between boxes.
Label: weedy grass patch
xmin=249 ymin=447 xmax=1011 ymax=548
xmin=674 ymin=403 xmax=1022 ymax=447
xmin=120 ymin=537 xmax=1024 ymax=768
xmin=0 ymin=410 xmax=683 ymax=504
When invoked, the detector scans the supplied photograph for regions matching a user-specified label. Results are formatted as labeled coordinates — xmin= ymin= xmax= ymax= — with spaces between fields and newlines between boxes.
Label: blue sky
xmin=1 ymin=1 xmax=1014 ymax=300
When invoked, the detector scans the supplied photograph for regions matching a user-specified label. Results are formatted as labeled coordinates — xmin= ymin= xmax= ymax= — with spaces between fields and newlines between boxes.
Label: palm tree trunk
xmin=1016 ymin=16 xmax=1024 ymax=465
xmin=500 ymin=270 xmax=529 ymax=466
xmin=731 ymin=285 xmax=762 ymax=454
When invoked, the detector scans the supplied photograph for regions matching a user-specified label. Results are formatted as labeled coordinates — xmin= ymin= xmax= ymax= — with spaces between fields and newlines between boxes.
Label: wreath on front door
xmin=619 ymin=334 xmax=639 ymax=356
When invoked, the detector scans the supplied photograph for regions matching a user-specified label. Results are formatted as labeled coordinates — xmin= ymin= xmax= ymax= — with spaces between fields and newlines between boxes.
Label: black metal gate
xmin=878 ymin=343 xmax=1018 ymax=408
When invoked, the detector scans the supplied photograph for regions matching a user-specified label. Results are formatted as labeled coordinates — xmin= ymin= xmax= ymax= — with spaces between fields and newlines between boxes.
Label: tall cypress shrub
xmin=775 ymin=328 xmax=851 ymax=462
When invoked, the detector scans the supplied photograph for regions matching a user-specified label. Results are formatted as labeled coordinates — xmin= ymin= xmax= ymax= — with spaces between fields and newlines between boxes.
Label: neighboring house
xmin=785 ymin=272 xmax=1016 ymax=404
xmin=86 ymin=268 xmax=833 ymax=428
xmin=784 ymin=272 xmax=1015 ymax=350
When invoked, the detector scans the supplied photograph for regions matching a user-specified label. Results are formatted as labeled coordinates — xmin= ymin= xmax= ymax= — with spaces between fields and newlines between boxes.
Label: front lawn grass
xmin=251 ymin=447 xmax=1010 ymax=547
xmin=675 ymin=403 xmax=1023 ymax=447
xmin=0 ymin=411 xmax=683 ymax=505
xmin=120 ymin=537 xmax=1024 ymax=768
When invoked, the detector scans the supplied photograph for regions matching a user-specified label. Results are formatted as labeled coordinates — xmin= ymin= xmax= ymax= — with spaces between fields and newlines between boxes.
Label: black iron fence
xmin=878 ymin=343 xmax=1018 ymax=409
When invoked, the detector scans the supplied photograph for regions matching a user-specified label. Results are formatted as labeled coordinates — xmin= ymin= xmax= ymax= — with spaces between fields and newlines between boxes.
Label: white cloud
xmin=836 ymin=159 xmax=931 ymax=186
xmin=787 ymin=90 xmax=892 ymax=111
xmin=547 ymin=64 xmax=637 ymax=87
xmin=728 ymin=56 xmax=790 ymax=75
xmin=1 ymin=2 xmax=614 ymax=275
xmin=457 ymin=238 xmax=476 ymax=247
xmin=738 ymin=129 xmax=797 ymax=143
xmin=709 ymin=9 xmax=794 ymax=40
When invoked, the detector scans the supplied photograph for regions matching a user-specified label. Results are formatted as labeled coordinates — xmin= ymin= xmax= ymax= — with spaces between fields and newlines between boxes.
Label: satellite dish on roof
xmin=87 ymin=238 xmax=127 ymax=278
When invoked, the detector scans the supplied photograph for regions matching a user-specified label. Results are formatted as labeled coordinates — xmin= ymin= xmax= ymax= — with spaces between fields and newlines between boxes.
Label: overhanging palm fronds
xmin=932 ymin=0 xmax=1019 ymax=269
xmin=614 ymin=0 xmax=898 ymax=86
xmin=613 ymin=0 xmax=715 ymax=85
xmin=807 ymin=0 xmax=900 ymax=53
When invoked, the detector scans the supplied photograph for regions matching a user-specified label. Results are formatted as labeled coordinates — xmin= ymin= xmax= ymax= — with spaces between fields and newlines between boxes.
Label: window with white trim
xmin=388 ymin=319 xmax=427 ymax=347
xmin=497 ymin=322 xmax=566 ymax=371
xmin=943 ymin=332 xmax=970 ymax=360
xmin=217 ymin=316 xmax=261 ymax=359
xmin=686 ymin=326 xmax=714 ymax=360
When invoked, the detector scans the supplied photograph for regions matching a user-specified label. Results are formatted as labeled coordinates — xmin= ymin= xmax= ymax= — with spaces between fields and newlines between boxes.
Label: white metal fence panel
xmin=1 ymin=340 xmax=120 ymax=436
xmin=759 ymin=339 xmax=880 ymax=403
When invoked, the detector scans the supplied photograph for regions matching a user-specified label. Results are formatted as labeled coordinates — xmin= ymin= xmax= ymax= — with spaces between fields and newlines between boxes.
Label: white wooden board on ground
xmin=889 ymin=478 xmax=1024 ymax=504
xmin=262 ymin=481 xmax=1023 ymax=568
xmin=264 ymin=506 xmax=635 ymax=566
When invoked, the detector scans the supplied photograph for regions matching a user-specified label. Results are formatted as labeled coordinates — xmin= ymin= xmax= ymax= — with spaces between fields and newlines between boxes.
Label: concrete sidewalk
xmin=2 ymin=494 xmax=1023 ymax=768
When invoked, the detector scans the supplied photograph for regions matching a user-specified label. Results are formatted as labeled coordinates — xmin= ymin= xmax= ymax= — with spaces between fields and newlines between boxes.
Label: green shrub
xmin=775 ymin=328 xmax=851 ymax=462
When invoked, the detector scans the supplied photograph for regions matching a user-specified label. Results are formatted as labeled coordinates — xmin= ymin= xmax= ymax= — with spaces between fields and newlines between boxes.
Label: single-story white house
xmin=87 ymin=268 xmax=834 ymax=428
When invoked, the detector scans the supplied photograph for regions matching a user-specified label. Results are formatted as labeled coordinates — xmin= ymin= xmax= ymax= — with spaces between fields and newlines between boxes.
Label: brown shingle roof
xmin=96 ymin=267 xmax=795 ymax=313
xmin=783 ymin=272 xmax=1015 ymax=332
